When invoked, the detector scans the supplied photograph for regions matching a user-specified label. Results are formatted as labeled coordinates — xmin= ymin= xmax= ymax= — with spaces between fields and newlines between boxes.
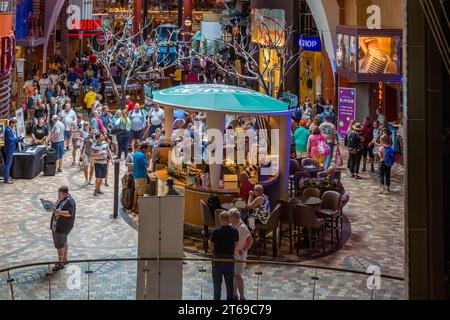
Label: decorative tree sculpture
xmin=90 ymin=3 xmax=187 ymax=107
xmin=195 ymin=9 xmax=301 ymax=99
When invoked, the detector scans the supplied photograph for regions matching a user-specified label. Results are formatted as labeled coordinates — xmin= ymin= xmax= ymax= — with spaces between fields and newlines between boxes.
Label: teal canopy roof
xmin=152 ymin=84 xmax=292 ymax=116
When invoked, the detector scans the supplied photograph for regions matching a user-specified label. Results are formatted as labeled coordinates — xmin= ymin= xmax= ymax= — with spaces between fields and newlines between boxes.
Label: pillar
xmin=268 ymin=115 xmax=291 ymax=200
xmin=205 ymin=112 xmax=226 ymax=190
xmin=182 ymin=0 xmax=193 ymax=32
xmin=164 ymin=106 xmax=174 ymax=142
xmin=133 ymin=0 xmax=143 ymax=35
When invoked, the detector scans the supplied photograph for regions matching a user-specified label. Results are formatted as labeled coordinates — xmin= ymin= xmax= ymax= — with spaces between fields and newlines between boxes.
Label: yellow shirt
xmin=173 ymin=69 xmax=182 ymax=81
xmin=84 ymin=91 xmax=97 ymax=109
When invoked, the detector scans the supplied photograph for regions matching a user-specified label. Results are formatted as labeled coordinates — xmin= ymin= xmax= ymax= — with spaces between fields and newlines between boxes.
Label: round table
xmin=221 ymin=202 xmax=235 ymax=210
xmin=294 ymin=196 xmax=322 ymax=206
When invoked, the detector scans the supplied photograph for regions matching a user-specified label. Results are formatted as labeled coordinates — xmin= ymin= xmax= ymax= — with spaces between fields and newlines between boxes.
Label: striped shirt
xmin=90 ymin=141 xmax=109 ymax=164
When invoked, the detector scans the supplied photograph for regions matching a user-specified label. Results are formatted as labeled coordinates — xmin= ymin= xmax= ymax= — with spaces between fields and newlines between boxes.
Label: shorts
xmin=362 ymin=144 xmax=375 ymax=159
xmin=64 ymin=131 xmax=72 ymax=140
xmin=94 ymin=163 xmax=107 ymax=178
xmin=111 ymin=134 xmax=118 ymax=144
xmin=134 ymin=178 xmax=149 ymax=196
xmin=131 ymin=129 xmax=143 ymax=140
xmin=52 ymin=141 xmax=65 ymax=160
xmin=52 ymin=232 xmax=68 ymax=249
xmin=82 ymin=154 xmax=92 ymax=167
xmin=234 ymin=253 xmax=248 ymax=275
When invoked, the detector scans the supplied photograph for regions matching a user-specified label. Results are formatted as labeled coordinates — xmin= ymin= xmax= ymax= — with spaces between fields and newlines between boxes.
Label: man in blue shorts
xmin=50 ymin=115 xmax=66 ymax=173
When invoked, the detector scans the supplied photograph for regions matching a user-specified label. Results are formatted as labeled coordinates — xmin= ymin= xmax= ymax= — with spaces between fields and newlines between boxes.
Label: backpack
xmin=347 ymin=132 xmax=361 ymax=154
xmin=383 ymin=146 xmax=395 ymax=167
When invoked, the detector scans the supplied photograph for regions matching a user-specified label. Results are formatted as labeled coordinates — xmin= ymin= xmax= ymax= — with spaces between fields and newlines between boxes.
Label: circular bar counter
xmin=154 ymin=169 xmax=280 ymax=227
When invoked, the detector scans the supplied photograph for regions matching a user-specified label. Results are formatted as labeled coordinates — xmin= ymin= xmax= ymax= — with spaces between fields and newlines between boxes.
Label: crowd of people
xmin=292 ymin=95 xmax=399 ymax=194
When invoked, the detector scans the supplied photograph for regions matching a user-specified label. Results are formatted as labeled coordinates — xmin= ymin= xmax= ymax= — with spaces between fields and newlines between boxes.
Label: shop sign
xmin=337 ymin=87 xmax=356 ymax=139
xmin=67 ymin=4 xmax=104 ymax=37
xmin=0 ymin=35 xmax=15 ymax=76
xmin=299 ymin=35 xmax=322 ymax=52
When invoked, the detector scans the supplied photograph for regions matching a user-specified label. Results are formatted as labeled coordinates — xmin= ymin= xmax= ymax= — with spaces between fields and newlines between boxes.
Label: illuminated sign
xmin=299 ymin=35 xmax=322 ymax=52
xmin=0 ymin=35 xmax=15 ymax=76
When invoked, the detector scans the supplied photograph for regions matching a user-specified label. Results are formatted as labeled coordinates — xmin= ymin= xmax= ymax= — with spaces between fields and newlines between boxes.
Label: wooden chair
xmin=279 ymin=199 xmax=295 ymax=253
xmin=302 ymin=187 xmax=321 ymax=198
xmin=316 ymin=191 xmax=342 ymax=246
xmin=293 ymin=204 xmax=326 ymax=255
xmin=200 ymin=200 xmax=215 ymax=254
xmin=253 ymin=204 xmax=282 ymax=257
xmin=289 ymin=159 xmax=302 ymax=196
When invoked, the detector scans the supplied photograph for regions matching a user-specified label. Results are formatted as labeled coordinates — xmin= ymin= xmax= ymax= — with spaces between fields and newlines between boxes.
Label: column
xmin=164 ymin=106 xmax=174 ymax=142
xmin=182 ymin=0 xmax=192 ymax=32
xmin=269 ymin=115 xmax=291 ymax=200
xmin=133 ymin=0 xmax=143 ymax=35
xmin=206 ymin=112 xmax=226 ymax=190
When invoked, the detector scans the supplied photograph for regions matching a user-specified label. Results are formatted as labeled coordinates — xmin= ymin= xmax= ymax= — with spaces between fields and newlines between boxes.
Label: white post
xmin=206 ymin=112 xmax=226 ymax=189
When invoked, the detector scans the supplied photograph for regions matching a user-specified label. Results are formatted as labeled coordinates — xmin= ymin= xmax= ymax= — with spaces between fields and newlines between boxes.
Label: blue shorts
xmin=94 ymin=163 xmax=107 ymax=179
xmin=52 ymin=141 xmax=65 ymax=160
xmin=64 ymin=131 xmax=72 ymax=140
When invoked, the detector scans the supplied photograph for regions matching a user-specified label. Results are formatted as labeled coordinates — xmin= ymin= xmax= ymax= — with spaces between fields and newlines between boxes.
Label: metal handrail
xmin=0 ymin=257 xmax=404 ymax=281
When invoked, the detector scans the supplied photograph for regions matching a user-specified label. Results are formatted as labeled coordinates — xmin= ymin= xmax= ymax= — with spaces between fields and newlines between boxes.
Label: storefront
xmin=298 ymin=35 xmax=322 ymax=104
xmin=335 ymin=26 xmax=403 ymax=125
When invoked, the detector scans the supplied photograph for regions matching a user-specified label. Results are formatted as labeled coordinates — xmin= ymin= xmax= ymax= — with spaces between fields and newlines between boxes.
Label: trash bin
xmin=43 ymin=163 xmax=56 ymax=176
xmin=148 ymin=171 xmax=157 ymax=196
xmin=45 ymin=148 xmax=57 ymax=165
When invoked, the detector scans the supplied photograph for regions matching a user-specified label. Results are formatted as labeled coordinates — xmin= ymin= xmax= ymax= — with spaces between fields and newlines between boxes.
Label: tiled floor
xmin=0 ymin=147 xmax=406 ymax=300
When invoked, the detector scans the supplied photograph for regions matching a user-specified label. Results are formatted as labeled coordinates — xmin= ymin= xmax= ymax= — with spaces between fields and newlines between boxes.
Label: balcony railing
xmin=0 ymin=257 xmax=405 ymax=300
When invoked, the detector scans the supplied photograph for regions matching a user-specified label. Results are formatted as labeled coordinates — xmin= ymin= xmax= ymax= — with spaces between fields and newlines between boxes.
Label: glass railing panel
xmin=2 ymin=265 xmax=53 ymax=300
xmin=371 ymin=277 xmax=406 ymax=300
xmin=313 ymin=269 xmax=372 ymax=300
xmin=0 ymin=271 xmax=13 ymax=300
xmin=255 ymin=263 xmax=316 ymax=300
xmin=86 ymin=260 xmax=137 ymax=300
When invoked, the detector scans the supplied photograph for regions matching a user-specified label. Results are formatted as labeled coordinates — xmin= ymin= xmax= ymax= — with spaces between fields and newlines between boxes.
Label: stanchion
xmin=112 ymin=159 xmax=121 ymax=219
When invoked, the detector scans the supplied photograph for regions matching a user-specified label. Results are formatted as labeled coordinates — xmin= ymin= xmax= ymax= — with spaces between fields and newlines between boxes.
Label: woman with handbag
xmin=114 ymin=111 xmax=131 ymax=161
xmin=307 ymin=127 xmax=330 ymax=166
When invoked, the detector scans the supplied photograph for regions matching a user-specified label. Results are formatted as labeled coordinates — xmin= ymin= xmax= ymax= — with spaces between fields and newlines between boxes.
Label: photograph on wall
xmin=349 ymin=36 xmax=357 ymax=72
xmin=336 ymin=34 xmax=345 ymax=69
xmin=0 ymin=119 xmax=6 ymax=147
xmin=358 ymin=36 xmax=400 ymax=74
xmin=343 ymin=35 xmax=351 ymax=70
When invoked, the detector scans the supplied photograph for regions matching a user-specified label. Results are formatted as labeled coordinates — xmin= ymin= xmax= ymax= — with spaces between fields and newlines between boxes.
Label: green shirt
xmin=294 ymin=126 xmax=310 ymax=153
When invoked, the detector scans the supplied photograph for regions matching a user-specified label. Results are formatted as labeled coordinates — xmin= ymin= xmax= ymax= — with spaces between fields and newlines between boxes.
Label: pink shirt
xmin=96 ymin=116 xmax=106 ymax=133
xmin=308 ymin=133 xmax=326 ymax=158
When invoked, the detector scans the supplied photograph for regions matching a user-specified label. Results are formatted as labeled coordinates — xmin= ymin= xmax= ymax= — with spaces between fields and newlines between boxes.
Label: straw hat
xmin=352 ymin=123 xmax=362 ymax=131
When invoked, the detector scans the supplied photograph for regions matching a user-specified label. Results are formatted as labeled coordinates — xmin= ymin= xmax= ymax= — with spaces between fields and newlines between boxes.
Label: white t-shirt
xmin=150 ymin=108 xmax=165 ymax=126
xmin=235 ymin=222 xmax=251 ymax=257
xmin=50 ymin=74 xmax=60 ymax=85
xmin=51 ymin=120 xmax=65 ymax=143
xmin=39 ymin=78 xmax=51 ymax=96
xmin=60 ymin=109 xmax=77 ymax=131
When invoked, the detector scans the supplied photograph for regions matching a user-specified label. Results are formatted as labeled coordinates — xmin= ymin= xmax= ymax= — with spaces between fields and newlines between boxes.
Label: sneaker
xmin=93 ymin=190 xmax=98 ymax=196
xmin=98 ymin=190 xmax=104 ymax=195
xmin=71 ymin=162 xmax=76 ymax=166
xmin=105 ymin=181 xmax=109 ymax=187
xmin=379 ymin=186 xmax=385 ymax=194
xmin=82 ymin=180 xmax=89 ymax=187
xmin=57 ymin=168 xmax=63 ymax=173
xmin=4 ymin=180 xmax=14 ymax=184
xmin=351 ymin=174 xmax=355 ymax=178
xmin=88 ymin=180 xmax=93 ymax=185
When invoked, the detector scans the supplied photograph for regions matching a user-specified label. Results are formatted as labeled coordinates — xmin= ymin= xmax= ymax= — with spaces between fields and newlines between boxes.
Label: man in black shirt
xmin=31 ymin=118 xmax=49 ymax=145
xmin=209 ymin=211 xmax=239 ymax=300
xmin=50 ymin=186 xmax=76 ymax=271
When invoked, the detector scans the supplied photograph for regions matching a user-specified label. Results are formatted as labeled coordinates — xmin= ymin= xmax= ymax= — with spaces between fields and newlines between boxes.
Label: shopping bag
xmin=335 ymin=146 xmax=343 ymax=167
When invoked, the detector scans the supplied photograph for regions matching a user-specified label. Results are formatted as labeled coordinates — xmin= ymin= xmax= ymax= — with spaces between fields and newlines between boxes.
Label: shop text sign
xmin=299 ymin=35 xmax=322 ymax=52
xmin=66 ymin=5 xmax=103 ymax=36
xmin=337 ymin=87 xmax=356 ymax=139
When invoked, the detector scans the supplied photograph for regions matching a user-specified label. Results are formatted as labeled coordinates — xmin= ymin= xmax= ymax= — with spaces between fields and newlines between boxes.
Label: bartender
xmin=3 ymin=119 xmax=24 ymax=185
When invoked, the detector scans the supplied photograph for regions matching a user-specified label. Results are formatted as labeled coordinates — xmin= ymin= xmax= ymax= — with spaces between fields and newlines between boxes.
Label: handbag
xmin=335 ymin=146 xmax=343 ymax=167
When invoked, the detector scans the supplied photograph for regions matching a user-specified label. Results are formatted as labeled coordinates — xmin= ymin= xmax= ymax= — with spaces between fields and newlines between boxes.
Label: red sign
xmin=97 ymin=34 xmax=106 ymax=45
xmin=0 ymin=35 xmax=15 ymax=76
